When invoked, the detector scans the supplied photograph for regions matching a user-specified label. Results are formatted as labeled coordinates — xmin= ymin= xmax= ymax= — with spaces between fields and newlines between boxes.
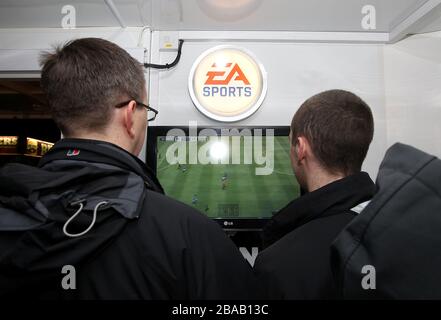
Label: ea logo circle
xmin=189 ymin=46 xmax=267 ymax=122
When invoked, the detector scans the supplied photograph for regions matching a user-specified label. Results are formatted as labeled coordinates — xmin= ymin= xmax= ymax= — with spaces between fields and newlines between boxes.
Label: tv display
xmin=147 ymin=126 xmax=300 ymax=230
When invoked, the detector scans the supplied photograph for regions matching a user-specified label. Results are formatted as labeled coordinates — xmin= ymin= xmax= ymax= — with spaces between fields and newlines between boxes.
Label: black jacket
xmin=0 ymin=139 xmax=260 ymax=299
xmin=331 ymin=143 xmax=441 ymax=299
xmin=254 ymin=172 xmax=376 ymax=299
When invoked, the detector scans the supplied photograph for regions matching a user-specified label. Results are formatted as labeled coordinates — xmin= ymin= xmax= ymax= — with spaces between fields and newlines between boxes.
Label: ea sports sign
xmin=189 ymin=46 xmax=267 ymax=122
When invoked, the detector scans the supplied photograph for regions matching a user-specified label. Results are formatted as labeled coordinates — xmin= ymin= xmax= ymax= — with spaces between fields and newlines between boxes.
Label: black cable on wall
xmin=144 ymin=39 xmax=184 ymax=69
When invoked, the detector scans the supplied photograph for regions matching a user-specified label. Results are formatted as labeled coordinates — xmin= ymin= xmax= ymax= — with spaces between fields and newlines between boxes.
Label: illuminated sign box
xmin=25 ymin=138 xmax=54 ymax=157
xmin=189 ymin=46 xmax=267 ymax=122
xmin=0 ymin=136 xmax=19 ymax=155
xmin=0 ymin=136 xmax=53 ymax=157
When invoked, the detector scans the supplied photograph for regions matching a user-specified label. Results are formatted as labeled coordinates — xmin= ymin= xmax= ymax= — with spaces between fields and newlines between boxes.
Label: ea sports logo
xmin=205 ymin=62 xmax=250 ymax=86
xmin=189 ymin=46 xmax=267 ymax=122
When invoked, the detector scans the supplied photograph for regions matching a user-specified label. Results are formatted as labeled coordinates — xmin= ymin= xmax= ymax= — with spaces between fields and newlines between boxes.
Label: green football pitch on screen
xmin=157 ymin=136 xmax=300 ymax=219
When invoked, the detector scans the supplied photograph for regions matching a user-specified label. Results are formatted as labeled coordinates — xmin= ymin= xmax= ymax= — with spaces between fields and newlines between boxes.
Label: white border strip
xmin=179 ymin=31 xmax=390 ymax=43
xmin=0 ymin=47 xmax=145 ymax=73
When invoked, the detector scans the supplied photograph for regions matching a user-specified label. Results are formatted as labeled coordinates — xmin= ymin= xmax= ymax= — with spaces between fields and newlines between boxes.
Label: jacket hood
xmin=0 ymin=139 xmax=162 ymax=294
xmin=331 ymin=143 xmax=441 ymax=299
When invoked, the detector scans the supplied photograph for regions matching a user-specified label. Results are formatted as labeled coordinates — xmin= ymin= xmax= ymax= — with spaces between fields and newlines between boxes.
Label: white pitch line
xmin=272 ymin=169 xmax=295 ymax=176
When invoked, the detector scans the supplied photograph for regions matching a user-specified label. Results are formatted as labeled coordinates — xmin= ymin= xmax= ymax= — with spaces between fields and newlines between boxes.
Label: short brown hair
xmin=291 ymin=89 xmax=374 ymax=175
xmin=40 ymin=38 xmax=145 ymax=135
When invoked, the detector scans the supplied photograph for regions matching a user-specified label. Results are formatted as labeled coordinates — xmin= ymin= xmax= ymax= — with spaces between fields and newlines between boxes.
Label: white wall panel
xmin=384 ymin=31 xmax=441 ymax=158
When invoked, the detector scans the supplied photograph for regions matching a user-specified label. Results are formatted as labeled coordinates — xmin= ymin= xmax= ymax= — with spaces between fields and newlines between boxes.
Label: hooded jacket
xmin=254 ymin=172 xmax=376 ymax=299
xmin=0 ymin=139 xmax=260 ymax=299
xmin=331 ymin=143 xmax=441 ymax=299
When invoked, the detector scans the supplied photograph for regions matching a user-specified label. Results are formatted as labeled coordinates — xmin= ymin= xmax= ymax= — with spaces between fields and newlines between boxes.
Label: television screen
xmin=154 ymin=128 xmax=300 ymax=221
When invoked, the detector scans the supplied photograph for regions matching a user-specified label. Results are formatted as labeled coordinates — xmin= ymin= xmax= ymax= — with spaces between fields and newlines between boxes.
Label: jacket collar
xmin=263 ymin=171 xmax=376 ymax=248
xmin=39 ymin=138 xmax=164 ymax=193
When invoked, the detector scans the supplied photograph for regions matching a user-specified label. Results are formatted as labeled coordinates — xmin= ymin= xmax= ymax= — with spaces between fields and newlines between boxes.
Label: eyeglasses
xmin=114 ymin=100 xmax=158 ymax=121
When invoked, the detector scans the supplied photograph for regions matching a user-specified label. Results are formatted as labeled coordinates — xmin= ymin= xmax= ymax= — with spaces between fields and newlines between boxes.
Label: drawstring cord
xmin=63 ymin=200 xmax=109 ymax=238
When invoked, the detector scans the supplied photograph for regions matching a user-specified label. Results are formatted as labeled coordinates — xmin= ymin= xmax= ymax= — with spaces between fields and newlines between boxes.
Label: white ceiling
xmin=0 ymin=0 xmax=440 ymax=35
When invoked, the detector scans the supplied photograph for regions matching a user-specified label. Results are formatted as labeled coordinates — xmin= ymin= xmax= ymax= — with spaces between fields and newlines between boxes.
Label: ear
xmin=296 ymin=136 xmax=308 ymax=162
xmin=123 ymin=100 xmax=137 ymax=138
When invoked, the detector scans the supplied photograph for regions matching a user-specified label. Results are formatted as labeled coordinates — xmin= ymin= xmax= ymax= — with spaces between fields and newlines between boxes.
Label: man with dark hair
xmin=0 ymin=38 xmax=259 ymax=299
xmin=254 ymin=89 xmax=377 ymax=299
